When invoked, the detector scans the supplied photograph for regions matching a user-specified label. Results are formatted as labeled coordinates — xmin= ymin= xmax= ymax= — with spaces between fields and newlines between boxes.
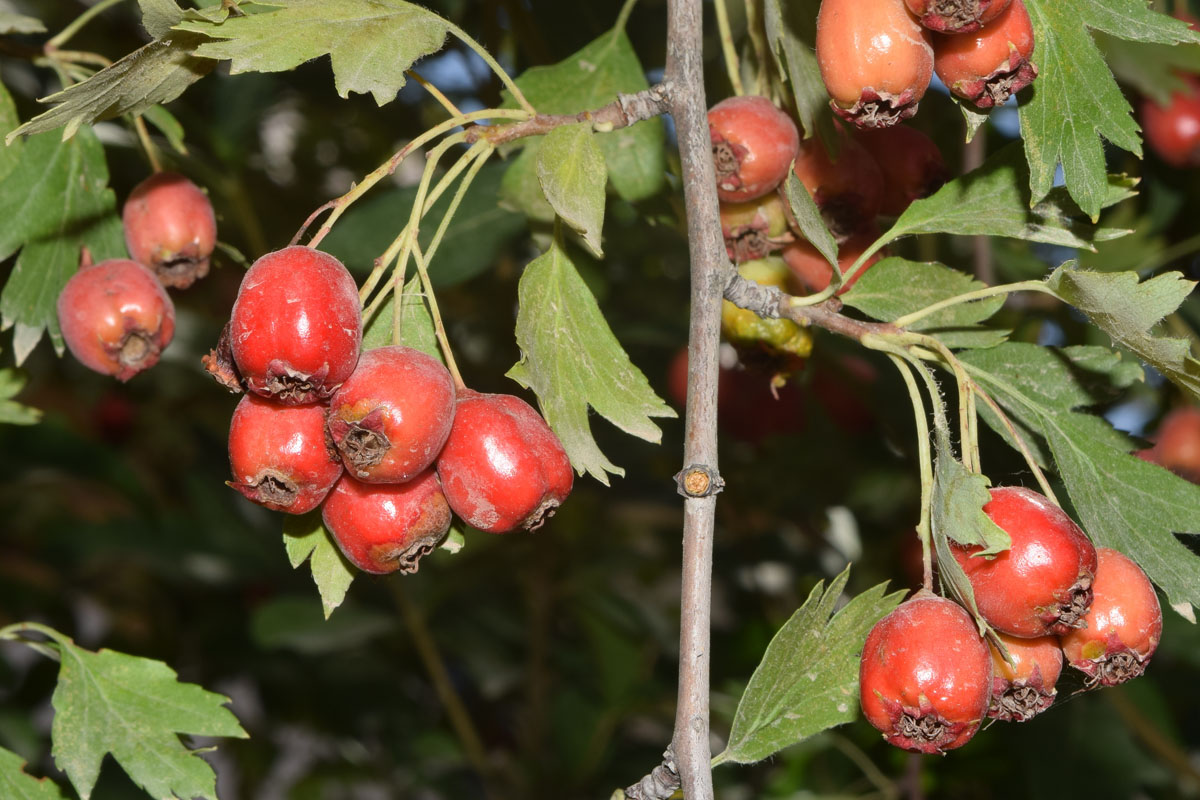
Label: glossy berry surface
xmin=933 ymin=0 xmax=1037 ymax=108
xmin=721 ymin=194 xmax=789 ymax=263
xmin=321 ymin=470 xmax=451 ymax=574
xmin=952 ymin=486 xmax=1097 ymax=637
xmin=122 ymin=171 xmax=217 ymax=289
xmin=855 ymin=125 xmax=949 ymax=216
xmin=57 ymin=257 xmax=176 ymax=382
xmin=817 ymin=0 xmax=934 ymax=128
xmin=230 ymin=246 xmax=362 ymax=405
xmin=987 ymin=632 xmax=1062 ymax=722
xmin=1062 ymin=547 xmax=1162 ymax=688
xmin=1142 ymin=77 xmax=1200 ymax=169
xmin=709 ymin=96 xmax=800 ymax=203
xmin=327 ymin=346 xmax=456 ymax=483
xmin=436 ymin=390 xmax=573 ymax=533
xmin=227 ymin=394 xmax=342 ymax=514
xmin=904 ymin=0 xmax=1011 ymax=33
xmin=782 ymin=227 xmax=883 ymax=295
xmin=860 ymin=592 xmax=992 ymax=753
xmin=791 ymin=135 xmax=884 ymax=240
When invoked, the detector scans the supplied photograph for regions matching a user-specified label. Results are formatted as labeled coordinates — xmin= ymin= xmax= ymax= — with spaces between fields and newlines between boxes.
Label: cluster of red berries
xmin=211 ymin=245 xmax=574 ymax=575
xmin=817 ymin=0 xmax=1038 ymax=128
xmin=861 ymin=486 xmax=1161 ymax=753
xmin=57 ymin=172 xmax=216 ymax=381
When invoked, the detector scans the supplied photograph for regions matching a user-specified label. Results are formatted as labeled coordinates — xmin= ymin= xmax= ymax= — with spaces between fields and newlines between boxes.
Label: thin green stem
xmin=891 ymin=280 xmax=1052 ymax=329
xmin=713 ymin=0 xmax=744 ymax=95
xmin=789 ymin=231 xmax=892 ymax=308
xmin=132 ymin=115 xmax=163 ymax=172
xmin=444 ymin=21 xmax=536 ymax=114
xmin=613 ymin=0 xmax=640 ymax=35
xmin=406 ymin=69 xmax=464 ymax=118
xmin=828 ymin=734 xmax=899 ymax=800
xmin=743 ymin=0 xmax=770 ymax=96
xmin=0 ymin=621 xmax=64 ymax=662
xmin=411 ymin=241 xmax=466 ymax=389
xmin=47 ymin=0 xmax=127 ymax=49
xmin=903 ymin=332 xmax=982 ymax=473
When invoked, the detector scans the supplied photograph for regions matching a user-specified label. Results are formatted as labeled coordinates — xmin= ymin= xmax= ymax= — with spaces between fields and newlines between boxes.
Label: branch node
xmin=624 ymin=748 xmax=681 ymax=800
xmin=675 ymin=464 xmax=724 ymax=498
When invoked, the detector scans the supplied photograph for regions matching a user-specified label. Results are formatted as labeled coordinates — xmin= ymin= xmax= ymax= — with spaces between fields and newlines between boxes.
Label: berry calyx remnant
xmin=933 ymin=0 xmax=1037 ymax=108
xmin=122 ymin=171 xmax=218 ymax=289
xmin=720 ymin=193 xmax=790 ymax=264
xmin=708 ymin=96 xmax=801 ymax=203
xmin=987 ymin=632 xmax=1062 ymax=722
xmin=904 ymin=0 xmax=1012 ymax=34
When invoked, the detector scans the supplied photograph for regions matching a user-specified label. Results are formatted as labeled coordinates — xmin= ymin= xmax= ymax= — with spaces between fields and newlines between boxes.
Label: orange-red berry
xmin=933 ymin=0 xmax=1037 ymax=108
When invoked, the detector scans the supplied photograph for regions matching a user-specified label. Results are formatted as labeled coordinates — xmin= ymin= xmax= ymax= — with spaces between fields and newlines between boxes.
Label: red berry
xmin=904 ymin=0 xmax=1011 ymax=33
xmin=1062 ymin=547 xmax=1162 ymax=688
xmin=933 ymin=0 xmax=1037 ymax=109
xmin=56 ymin=257 xmax=176 ymax=381
xmin=229 ymin=246 xmax=362 ymax=405
xmin=987 ymin=632 xmax=1062 ymax=722
xmin=436 ymin=390 xmax=573 ymax=533
xmin=817 ymin=0 xmax=935 ymax=128
xmin=782 ymin=227 xmax=884 ymax=295
xmin=1147 ymin=406 xmax=1200 ymax=482
xmin=321 ymin=470 xmax=451 ymax=574
xmin=1143 ymin=77 xmax=1200 ymax=169
xmin=791 ymin=135 xmax=884 ymax=240
xmin=855 ymin=125 xmax=949 ymax=216
xmin=327 ymin=346 xmax=456 ymax=483
xmin=227 ymin=394 xmax=342 ymax=514
xmin=122 ymin=172 xmax=217 ymax=289
xmin=709 ymin=96 xmax=801 ymax=203
xmin=720 ymin=194 xmax=790 ymax=263
xmin=952 ymin=486 xmax=1097 ymax=637
xmin=859 ymin=592 xmax=992 ymax=753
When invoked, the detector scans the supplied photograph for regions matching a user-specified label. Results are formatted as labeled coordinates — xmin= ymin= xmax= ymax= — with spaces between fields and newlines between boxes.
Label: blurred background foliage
xmin=0 ymin=0 xmax=1199 ymax=798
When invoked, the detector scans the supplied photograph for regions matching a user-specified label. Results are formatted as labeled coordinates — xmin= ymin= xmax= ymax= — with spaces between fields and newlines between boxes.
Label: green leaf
xmin=1078 ymin=203 xmax=1167 ymax=273
xmin=507 ymin=27 xmax=665 ymax=202
xmin=961 ymin=343 xmax=1200 ymax=619
xmin=1099 ymin=31 xmax=1200 ymax=105
xmin=884 ymin=144 xmax=1133 ymax=250
xmin=841 ymin=258 xmax=1008 ymax=349
xmin=0 ymin=82 xmax=22 ymax=183
xmin=33 ymin=627 xmax=246 ymax=800
xmin=175 ymin=0 xmax=450 ymax=105
xmin=283 ymin=512 xmax=355 ymax=619
xmin=0 ymin=129 xmax=125 ymax=364
xmin=250 ymin=596 xmax=391 ymax=654
xmin=782 ymin=171 xmax=837 ymax=269
xmin=1019 ymin=0 xmax=1200 ymax=216
xmin=1046 ymin=264 xmax=1200 ymax=399
xmin=7 ymin=32 xmax=216 ymax=142
xmin=499 ymin=145 xmax=555 ymax=222
xmin=0 ymin=12 xmax=46 ymax=34
xmin=719 ymin=567 xmax=905 ymax=764
xmin=141 ymin=104 xmax=188 ymax=155
xmin=361 ymin=277 xmax=443 ymax=362
xmin=138 ymin=0 xmax=184 ymax=38
xmin=761 ymin=0 xmax=825 ymax=140
xmin=0 ymin=369 xmax=40 ymax=425
xmin=536 ymin=125 xmax=607 ymax=257
xmin=507 ymin=239 xmax=676 ymax=484
xmin=0 ymin=747 xmax=67 ymax=799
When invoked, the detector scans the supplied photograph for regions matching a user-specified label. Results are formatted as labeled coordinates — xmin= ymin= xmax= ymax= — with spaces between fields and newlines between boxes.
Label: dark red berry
xmin=987 ymin=632 xmax=1062 ymax=722
xmin=791 ymin=135 xmax=884 ymax=241
xmin=1062 ymin=547 xmax=1162 ymax=688
xmin=782 ymin=227 xmax=883 ymax=295
xmin=229 ymin=246 xmax=362 ymax=405
xmin=817 ymin=0 xmax=935 ymax=128
xmin=1142 ymin=77 xmax=1200 ymax=169
xmin=933 ymin=0 xmax=1037 ymax=108
xmin=855 ymin=125 xmax=949 ymax=216
xmin=56 ymin=257 xmax=176 ymax=381
xmin=327 ymin=346 xmax=456 ymax=483
xmin=123 ymin=171 xmax=217 ymax=289
xmin=721 ymin=194 xmax=790 ymax=263
xmin=709 ymin=96 xmax=801 ymax=203
xmin=860 ymin=592 xmax=992 ymax=753
xmin=321 ymin=470 xmax=451 ymax=574
xmin=904 ymin=0 xmax=1011 ymax=33
xmin=227 ymin=394 xmax=342 ymax=514
xmin=436 ymin=390 xmax=573 ymax=533
xmin=952 ymin=486 xmax=1097 ymax=637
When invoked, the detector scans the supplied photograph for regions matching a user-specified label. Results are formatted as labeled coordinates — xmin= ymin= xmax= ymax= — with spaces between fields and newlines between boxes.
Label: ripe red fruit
xmin=855 ymin=125 xmax=949 ymax=216
xmin=721 ymin=194 xmax=790 ymax=263
xmin=1062 ymin=547 xmax=1162 ymax=688
xmin=1142 ymin=77 xmax=1200 ymax=169
xmin=782 ymin=227 xmax=883 ymax=295
xmin=791 ymin=135 xmax=884 ymax=240
xmin=56 ymin=257 xmax=176 ymax=381
xmin=904 ymin=0 xmax=1011 ymax=34
xmin=321 ymin=470 xmax=451 ymax=574
xmin=327 ymin=346 xmax=456 ymax=483
xmin=230 ymin=246 xmax=362 ymax=405
xmin=933 ymin=0 xmax=1038 ymax=109
xmin=817 ymin=0 xmax=935 ymax=128
xmin=122 ymin=171 xmax=217 ymax=289
xmin=227 ymin=394 xmax=342 ymax=514
xmin=436 ymin=390 xmax=573 ymax=533
xmin=952 ymin=486 xmax=1097 ymax=637
xmin=859 ymin=592 xmax=992 ymax=753
xmin=987 ymin=633 xmax=1062 ymax=722
xmin=709 ymin=96 xmax=801 ymax=203
xmin=1147 ymin=406 xmax=1200 ymax=482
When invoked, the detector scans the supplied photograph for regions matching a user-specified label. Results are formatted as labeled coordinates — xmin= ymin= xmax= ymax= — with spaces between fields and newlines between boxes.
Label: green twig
xmin=47 ymin=0 xmax=128 ymax=50
xmin=891 ymin=280 xmax=1052 ymax=329
xmin=713 ymin=0 xmax=744 ymax=95
xmin=443 ymin=21 xmax=536 ymax=114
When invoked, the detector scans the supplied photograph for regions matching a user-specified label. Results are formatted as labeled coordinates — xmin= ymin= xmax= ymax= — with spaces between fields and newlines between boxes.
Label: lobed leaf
xmin=719 ymin=567 xmax=905 ymax=764
xmin=0 ymin=747 xmax=68 ymax=799
xmin=0 ymin=12 xmax=45 ymax=34
xmin=283 ymin=512 xmax=355 ymax=619
xmin=536 ymin=125 xmax=607 ymax=257
xmin=507 ymin=239 xmax=676 ymax=484
xmin=782 ymin=172 xmax=837 ymax=270
xmin=138 ymin=0 xmax=184 ymax=39
xmin=761 ymin=0 xmax=826 ymax=140
xmin=0 ymin=368 xmax=41 ymax=425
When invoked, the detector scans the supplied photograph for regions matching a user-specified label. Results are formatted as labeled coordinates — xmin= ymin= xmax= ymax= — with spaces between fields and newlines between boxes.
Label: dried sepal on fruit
xmin=708 ymin=96 xmax=801 ymax=203
xmin=122 ymin=171 xmax=218 ymax=289
xmin=933 ymin=0 xmax=1037 ymax=108
xmin=721 ymin=194 xmax=790 ymax=264
xmin=904 ymin=0 xmax=1012 ymax=34
xmin=987 ymin=633 xmax=1062 ymax=722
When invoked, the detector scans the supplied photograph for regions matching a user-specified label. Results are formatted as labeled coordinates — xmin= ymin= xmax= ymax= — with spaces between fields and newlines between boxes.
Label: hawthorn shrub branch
xmin=464 ymin=83 xmax=674 ymax=145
